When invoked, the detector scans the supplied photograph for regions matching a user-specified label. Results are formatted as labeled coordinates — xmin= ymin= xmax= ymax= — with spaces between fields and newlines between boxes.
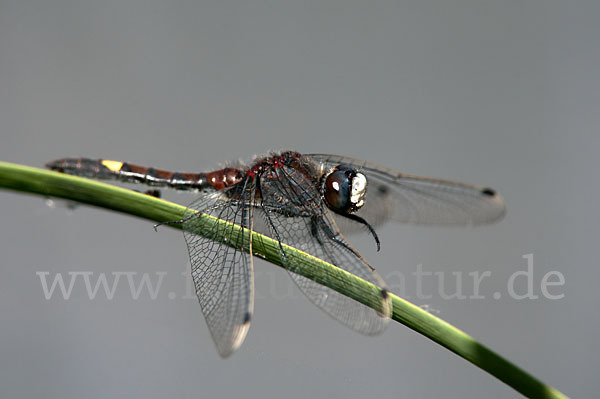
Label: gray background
xmin=1 ymin=0 xmax=597 ymax=397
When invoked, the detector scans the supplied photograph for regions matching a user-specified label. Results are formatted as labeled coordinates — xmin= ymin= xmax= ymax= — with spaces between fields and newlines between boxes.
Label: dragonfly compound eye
xmin=323 ymin=166 xmax=367 ymax=213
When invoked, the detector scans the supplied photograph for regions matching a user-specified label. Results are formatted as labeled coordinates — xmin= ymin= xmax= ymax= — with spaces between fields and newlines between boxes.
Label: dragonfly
xmin=46 ymin=151 xmax=505 ymax=357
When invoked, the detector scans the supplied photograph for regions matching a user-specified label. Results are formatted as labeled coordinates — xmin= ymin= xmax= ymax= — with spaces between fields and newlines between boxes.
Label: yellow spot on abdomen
xmin=101 ymin=160 xmax=124 ymax=172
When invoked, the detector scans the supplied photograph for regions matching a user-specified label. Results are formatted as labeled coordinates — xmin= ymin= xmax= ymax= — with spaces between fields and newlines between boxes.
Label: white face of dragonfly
xmin=350 ymin=172 xmax=367 ymax=209
xmin=323 ymin=165 xmax=367 ymax=214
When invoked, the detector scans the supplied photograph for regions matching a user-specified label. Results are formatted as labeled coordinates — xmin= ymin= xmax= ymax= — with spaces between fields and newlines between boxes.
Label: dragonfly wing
xmin=306 ymin=153 xmax=505 ymax=229
xmin=257 ymin=165 xmax=391 ymax=335
xmin=182 ymin=188 xmax=255 ymax=358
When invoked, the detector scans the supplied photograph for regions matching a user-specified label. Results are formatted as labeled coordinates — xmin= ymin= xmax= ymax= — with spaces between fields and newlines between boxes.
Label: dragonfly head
xmin=322 ymin=165 xmax=380 ymax=251
xmin=323 ymin=165 xmax=367 ymax=214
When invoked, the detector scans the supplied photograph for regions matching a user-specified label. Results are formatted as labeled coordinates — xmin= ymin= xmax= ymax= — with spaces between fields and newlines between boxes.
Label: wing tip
xmin=480 ymin=187 xmax=506 ymax=225
xmin=215 ymin=313 xmax=252 ymax=358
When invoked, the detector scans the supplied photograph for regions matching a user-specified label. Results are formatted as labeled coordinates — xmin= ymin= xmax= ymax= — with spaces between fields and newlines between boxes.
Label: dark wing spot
xmin=377 ymin=185 xmax=389 ymax=195
xmin=243 ymin=312 xmax=251 ymax=324
xmin=380 ymin=288 xmax=389 ymax=299
xmin=481 ymin=188 xmax=496 ymax=197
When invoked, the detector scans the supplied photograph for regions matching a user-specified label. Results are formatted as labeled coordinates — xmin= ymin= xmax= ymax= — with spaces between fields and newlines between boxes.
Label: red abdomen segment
xmin=46 ymin=158 xmax=242 ymax=191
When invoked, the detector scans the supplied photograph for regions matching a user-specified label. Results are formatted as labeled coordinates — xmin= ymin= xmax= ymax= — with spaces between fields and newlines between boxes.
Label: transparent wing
xmin=257 ymin=164 xmax=391 ymax=335
xmin=306 ymin=154 xmax=506 ymax=231
xmin=182 ymin=188 xmax=254 ymax=358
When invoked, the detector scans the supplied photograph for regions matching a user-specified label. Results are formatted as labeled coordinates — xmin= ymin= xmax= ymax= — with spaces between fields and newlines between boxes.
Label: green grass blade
xmin=0 ymin=161 xmax=567 ymax=399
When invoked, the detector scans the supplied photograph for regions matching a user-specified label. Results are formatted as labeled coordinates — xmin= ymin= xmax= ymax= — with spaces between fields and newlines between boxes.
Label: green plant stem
xmin=0 ymin=161 xmax=567 ymax=399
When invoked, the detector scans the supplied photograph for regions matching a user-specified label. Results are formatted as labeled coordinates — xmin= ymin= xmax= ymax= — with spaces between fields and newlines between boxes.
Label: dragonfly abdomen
xmin=46 ymin=157 xmax=215 ymax=190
